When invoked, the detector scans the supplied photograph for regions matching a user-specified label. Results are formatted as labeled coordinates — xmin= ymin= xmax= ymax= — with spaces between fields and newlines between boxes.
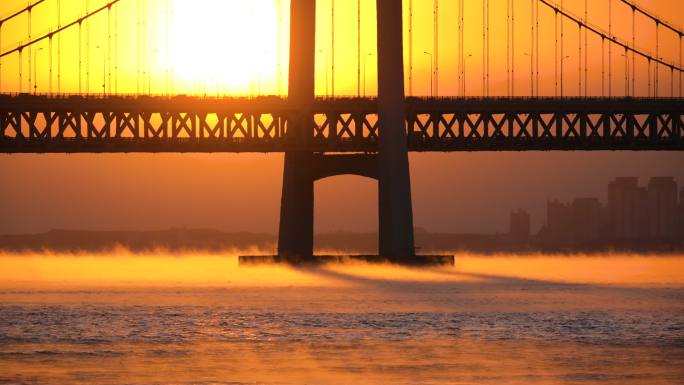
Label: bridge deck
xmin=1 ymin=95 xmax=682 ymax=153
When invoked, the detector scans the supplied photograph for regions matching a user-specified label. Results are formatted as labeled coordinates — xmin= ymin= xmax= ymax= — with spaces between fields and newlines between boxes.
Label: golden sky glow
xmin=0 ymin=0 xmax=682 ymax=96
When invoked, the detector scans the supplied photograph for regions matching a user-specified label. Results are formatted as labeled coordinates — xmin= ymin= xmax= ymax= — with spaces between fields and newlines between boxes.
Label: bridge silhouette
xmin=1 ymin=95 xmax=682 ymax=152
xmin=1 ymin=0 xmax=683 ymax=261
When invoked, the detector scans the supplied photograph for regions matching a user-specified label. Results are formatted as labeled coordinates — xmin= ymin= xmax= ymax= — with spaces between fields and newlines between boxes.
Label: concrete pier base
xmin=239 ymin=255 xmax=455 ymax=267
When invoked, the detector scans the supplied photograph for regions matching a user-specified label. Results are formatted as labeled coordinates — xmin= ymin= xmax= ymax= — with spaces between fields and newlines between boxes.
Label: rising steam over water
xmin=1 ymin=252 xmax=683 ymax=384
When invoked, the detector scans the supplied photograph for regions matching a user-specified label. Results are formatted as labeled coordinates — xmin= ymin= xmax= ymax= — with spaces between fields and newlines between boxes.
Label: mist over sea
xmin=1 ymin=253 xmax=683 ymax=384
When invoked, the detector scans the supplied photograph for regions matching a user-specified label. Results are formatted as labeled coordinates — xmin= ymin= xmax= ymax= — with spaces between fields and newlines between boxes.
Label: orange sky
xmin=0 ymin=0 xmax=683 ymax=237
xmin=0 ymin=0 xmax=682 ymax=96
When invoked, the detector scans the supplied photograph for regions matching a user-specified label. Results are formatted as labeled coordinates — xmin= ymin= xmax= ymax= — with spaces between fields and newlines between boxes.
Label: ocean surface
xmin=0 ymin=254 xmax=683 ymax=384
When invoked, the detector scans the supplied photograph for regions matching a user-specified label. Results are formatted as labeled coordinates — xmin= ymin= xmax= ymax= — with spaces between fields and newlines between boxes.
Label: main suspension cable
xmin=0 ymin=1 xmax=46 ymax=26
xmin=538 ymin=0 xmax=683 ymax=73
xmin=618 ymin=0 xmax=684 ymax=36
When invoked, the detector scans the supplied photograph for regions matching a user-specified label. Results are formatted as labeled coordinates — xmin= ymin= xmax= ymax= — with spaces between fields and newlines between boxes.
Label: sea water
xmin=0 ymin=253 xmax=683 ymax=384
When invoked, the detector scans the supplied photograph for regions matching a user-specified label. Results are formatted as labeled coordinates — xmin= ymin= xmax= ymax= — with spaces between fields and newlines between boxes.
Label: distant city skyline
xmin=513 ymin=176 xmax=684 ymax=246
xmin=1 ymin=152 xmax=682 ymax=236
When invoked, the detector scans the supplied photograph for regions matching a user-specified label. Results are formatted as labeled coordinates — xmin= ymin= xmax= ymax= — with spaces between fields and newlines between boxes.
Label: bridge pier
xmin=276 ymin=0 xmax=416 ymax=261
xmin=277 ymin=152 xmax=315 ymax=260
xmin=376 ymin=0 xmax=416 ymax=258
xmin=278 ymin=153 xmax=379 ymax=261
xmin=277 ymin=0 xmax=317 ymax=260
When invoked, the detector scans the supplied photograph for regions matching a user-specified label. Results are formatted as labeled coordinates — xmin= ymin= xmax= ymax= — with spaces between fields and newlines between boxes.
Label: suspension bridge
xmin=0 ymin=0 xmax=682 ymax=261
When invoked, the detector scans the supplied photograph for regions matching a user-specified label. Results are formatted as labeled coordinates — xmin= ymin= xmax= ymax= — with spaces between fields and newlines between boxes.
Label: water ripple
xmin=1 ymin=305 xmax=682 ymax=346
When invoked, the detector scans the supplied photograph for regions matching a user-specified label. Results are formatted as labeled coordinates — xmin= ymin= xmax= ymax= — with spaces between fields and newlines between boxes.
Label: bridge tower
xmin=278 ymin=0 xmax=415 ymax=260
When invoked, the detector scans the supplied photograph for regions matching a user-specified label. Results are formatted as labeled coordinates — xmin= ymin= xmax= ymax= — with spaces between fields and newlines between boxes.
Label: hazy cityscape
xmin=3 ymin=177 xmax=683 ymax=255
xmin=510 ymin=177 xmax=684 ymax=250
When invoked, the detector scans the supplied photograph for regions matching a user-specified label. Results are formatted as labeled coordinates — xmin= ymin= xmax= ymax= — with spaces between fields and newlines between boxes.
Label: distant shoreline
xmin=1 ymin=228 xmax=683 ymax=255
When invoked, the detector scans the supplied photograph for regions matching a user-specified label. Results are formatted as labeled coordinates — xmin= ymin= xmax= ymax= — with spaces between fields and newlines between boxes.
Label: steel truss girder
xmin=0 ymin=96 xmax=682 ymax=153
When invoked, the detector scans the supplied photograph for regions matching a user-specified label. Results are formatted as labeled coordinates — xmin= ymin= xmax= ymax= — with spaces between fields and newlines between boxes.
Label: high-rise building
xmin=572 ymin=198 xmax=603 ymax=243
xmin=679 ymin=188 xmax=684 ymax=238
xmin=647 ymin=177 xmax=679 ymax=238
xmin=545 ymin=200 xmax=573 ymax=244
xmin=607 ymin=177 xmax=648 ymax=238
xmin=509 ymin=209 xmax=531 ymax=239
xmin=542 ymin=177 xmax=680 ymax=245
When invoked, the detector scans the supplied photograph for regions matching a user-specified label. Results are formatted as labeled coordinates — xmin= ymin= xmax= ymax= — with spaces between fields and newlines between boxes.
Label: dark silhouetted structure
xmin=572 ymin=198 xmax=604 ymax=243
xmin=278 ymin=0 xmax=415 ymax=259
xmin=647 ymin=177 xmax=679 ymax=238
xmin=680 ymin=188 xmax=684 ymax=237
xmin=541 ymin=198 xmax=604 ymax=245
xmin=277 ymin=0 xmax=318 ymax=260
xmin=278 ymin=0 xmax=414 ymax=261
xmin=375 ymin=0 xmax=415 ymax=258
xmin=540 ymin=177 xmax=683 ymax=248
xmin=544 ymin=200 xmax=573 ymax=245
xmin=608 ymin=177 xmax=648 ymax=239
xmin=1 ymin=96 xmax=682 ymax=153
xmin=509 ymin=209 xmax=531 ymax=240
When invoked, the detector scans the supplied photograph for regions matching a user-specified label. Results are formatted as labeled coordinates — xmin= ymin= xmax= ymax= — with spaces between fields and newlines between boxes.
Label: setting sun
xmin=169 ymin=0 xmax=284 ymax=95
